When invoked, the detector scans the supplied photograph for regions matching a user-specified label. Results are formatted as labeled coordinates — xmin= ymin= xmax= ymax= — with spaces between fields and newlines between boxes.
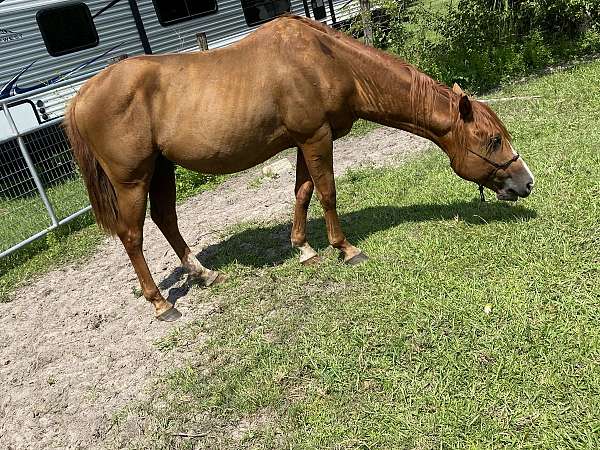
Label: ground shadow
xmin=157 ymin=266 xmax=189 ymax=303
xmin=159 ymin=267 xmax=223 ymax=305
xmin=158 ymin=200 xmax=536 ymax=275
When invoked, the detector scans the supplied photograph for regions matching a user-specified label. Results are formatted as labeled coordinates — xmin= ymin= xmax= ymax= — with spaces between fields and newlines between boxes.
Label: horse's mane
xmin=408 ymin=70 xmax=452 ymax=130
xmin=281 ymin=15 xmax=511 ymax=148
xmin=281 ymin=16 xmax=449 ymax=128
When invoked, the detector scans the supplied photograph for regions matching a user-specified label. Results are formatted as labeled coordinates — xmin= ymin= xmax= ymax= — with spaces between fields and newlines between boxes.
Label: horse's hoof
xmin=156 ymin=306 xmax=182 ymax=322
xmin=301 ymin=255 xmax=322 ymax=266
xmin=345 ymin=252 xmax=369 ymax=266
xmin=199 ymin=270 xmax=220 ymax=287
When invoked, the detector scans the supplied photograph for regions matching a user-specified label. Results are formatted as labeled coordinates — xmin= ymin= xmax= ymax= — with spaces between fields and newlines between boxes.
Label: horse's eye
xmin=490 ymin=135 xmax=502 ymax=151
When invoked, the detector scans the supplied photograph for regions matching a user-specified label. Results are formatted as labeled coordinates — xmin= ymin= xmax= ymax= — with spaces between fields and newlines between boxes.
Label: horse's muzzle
xmin=496 ymin=180 xmax=534 ymax=201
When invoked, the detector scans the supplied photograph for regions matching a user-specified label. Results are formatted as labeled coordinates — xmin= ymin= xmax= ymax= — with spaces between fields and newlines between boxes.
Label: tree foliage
xmin=360 ymin=0 xmax=600 ymax=91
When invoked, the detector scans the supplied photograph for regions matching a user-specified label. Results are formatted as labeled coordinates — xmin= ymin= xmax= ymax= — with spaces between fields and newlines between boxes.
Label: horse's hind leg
xmin=298 ymin=125 xmax=368 ymax=265
xmin=113 ymin=175 xmax=180 ymax=321
xmin=291 ymin=148 xmax=321 ymax=265
xmin=149 ymin=156 xmax=223 ymax=286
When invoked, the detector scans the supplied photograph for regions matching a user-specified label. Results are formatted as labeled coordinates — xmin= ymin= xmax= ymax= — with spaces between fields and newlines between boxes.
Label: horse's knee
xmin=315 ymin=184 xmax=336 ymax=210
xmin=320 ymin=195 xmax=336 ymax=212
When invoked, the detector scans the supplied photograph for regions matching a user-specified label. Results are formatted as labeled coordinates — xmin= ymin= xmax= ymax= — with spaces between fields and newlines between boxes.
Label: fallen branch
xmin=171 ymin=431 xmax=208 ymax=438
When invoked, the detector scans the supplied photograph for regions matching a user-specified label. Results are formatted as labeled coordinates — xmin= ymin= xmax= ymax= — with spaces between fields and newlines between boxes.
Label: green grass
xmin=0 ymin=177 xmax=89 ymax=251
xmin=0 ymin=176 xmax=102 ymax=302
xmin=174 ymin=167 xmax=226 ymax=203
xmin=348 ymin=119 xmax=379 ymax=137
xmin=114 ymin=61 xmax=600 ymax=448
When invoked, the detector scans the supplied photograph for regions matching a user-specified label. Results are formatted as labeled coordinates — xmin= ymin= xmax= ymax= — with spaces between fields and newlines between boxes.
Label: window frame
xmin=36 ymin=1 xmax=99 ymax=57
xmin=151 ymin=0 xmax=219 ymax=27
xmin=239 ymin=0 xmax=291 ymax=27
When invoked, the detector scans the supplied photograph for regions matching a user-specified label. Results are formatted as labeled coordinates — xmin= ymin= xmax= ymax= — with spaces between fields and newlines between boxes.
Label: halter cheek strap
xmin=465 ymin=148 xmax=520 ymax=202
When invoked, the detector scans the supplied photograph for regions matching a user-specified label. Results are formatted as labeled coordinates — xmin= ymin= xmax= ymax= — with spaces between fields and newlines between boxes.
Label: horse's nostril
xmin=526 ymin=181 xmax=534 ymax=193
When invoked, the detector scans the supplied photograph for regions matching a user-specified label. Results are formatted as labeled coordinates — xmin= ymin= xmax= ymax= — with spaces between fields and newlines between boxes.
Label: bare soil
xmin=0 ymin=127 xmax=429 ymax=450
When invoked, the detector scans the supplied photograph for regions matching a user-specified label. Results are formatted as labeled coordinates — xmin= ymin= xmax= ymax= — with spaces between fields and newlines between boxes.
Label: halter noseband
xmin=465 ymin=147 xmax=520 ymax=201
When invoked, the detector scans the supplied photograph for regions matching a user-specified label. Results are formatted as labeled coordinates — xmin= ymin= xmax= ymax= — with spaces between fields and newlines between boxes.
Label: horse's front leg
xmin=298 ymin=125 xmax=368 ymax=265
xmin=291 ymin=148 xmax=321 ymax=265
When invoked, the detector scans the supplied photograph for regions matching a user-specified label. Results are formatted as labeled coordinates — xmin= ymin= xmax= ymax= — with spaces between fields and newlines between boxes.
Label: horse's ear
xmin=459 ymin=95 xmax=473 ymax=122
xmin=452 ymin=83 xmax=464 ymax=95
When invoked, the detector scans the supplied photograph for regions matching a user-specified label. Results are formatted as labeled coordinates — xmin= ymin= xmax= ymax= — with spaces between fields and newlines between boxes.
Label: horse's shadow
xmin=160 ymin=200 xmax=536 ymax=303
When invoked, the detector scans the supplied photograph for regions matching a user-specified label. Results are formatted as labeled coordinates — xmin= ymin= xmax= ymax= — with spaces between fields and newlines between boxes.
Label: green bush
xmin=361 ymin=0 xmax=600 ymax=91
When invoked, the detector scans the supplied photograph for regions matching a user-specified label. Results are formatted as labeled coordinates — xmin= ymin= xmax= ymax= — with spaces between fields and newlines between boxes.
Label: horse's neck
xmin=348 ymin=51 xmax=454 ymax=144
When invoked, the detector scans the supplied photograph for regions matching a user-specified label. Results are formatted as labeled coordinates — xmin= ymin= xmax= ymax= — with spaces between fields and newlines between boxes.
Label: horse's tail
xmin=64 ymin=96 xmax=120 ymax=235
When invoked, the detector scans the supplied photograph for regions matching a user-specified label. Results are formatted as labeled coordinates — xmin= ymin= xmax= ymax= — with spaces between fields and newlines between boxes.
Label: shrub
xmin=359 ymin=0 xmax=600 ymax=91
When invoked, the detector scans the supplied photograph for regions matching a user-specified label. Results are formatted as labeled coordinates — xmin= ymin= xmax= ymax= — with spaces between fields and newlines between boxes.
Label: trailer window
xmin=37 ymin=2 xmax=98 ymax=57
xmin=153 ymin=0 xmax=218 ymax=26
xmin=240 ymin=0 xmax=291 ymax=26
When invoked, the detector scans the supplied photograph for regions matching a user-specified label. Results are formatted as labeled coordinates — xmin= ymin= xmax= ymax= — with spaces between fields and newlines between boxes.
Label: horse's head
xmin=442 ymin=84 xmax=534 ymax=201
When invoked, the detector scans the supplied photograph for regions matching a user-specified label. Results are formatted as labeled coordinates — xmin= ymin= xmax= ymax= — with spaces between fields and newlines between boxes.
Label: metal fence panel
xmin=0 ymin=137 xmax=54 ymax=252
xmin=0 ymin=105 xmax=91 ymax=259
xmin=22 ymin=124 xmax=89 ymax=219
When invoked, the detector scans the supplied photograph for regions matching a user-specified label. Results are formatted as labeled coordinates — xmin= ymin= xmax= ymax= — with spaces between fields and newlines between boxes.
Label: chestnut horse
xmin=65 ymin=15 xmax=534 ymax=321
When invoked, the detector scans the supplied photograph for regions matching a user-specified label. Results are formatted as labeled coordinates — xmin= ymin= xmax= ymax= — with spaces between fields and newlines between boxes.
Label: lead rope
xmin=479 ymin=185 xmax=486 ymax=202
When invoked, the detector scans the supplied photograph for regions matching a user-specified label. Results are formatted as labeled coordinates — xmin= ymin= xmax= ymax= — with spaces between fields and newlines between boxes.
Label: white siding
xmin=136 ymin=0 xmax=308 ymax=53
xmin=137 ymin=0 xmax=361 ymax=52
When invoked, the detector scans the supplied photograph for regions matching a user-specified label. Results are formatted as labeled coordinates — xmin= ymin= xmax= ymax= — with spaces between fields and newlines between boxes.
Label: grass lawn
xmin=113 ymin=61 xmax=600 ymax=448
xmin=0 ymin=177 xmax=90 ymax=251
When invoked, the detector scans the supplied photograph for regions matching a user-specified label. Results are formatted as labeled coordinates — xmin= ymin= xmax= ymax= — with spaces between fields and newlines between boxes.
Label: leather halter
xmin=465 ymin=147 xmax=520 ymax=201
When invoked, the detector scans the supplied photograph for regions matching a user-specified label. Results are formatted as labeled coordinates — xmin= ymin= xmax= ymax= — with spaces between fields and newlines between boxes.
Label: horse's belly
xmin=165 ymin=131 xmax=293 ymax=175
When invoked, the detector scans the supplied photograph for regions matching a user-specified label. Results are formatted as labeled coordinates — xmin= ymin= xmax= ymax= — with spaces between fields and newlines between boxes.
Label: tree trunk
xmin=359 ymin=0 xmax=373 ymax=46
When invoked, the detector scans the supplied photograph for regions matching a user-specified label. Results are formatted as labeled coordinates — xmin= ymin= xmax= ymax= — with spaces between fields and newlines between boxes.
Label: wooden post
xmin=359 ymin=0 xmax=373 ymax=46
xmin=196 ymin=32 xmax=208 ymax=51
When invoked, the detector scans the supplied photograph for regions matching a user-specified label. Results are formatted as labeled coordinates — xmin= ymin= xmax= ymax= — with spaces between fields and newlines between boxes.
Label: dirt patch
xmin=0 ymin=127 xmax=429 ymax=450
